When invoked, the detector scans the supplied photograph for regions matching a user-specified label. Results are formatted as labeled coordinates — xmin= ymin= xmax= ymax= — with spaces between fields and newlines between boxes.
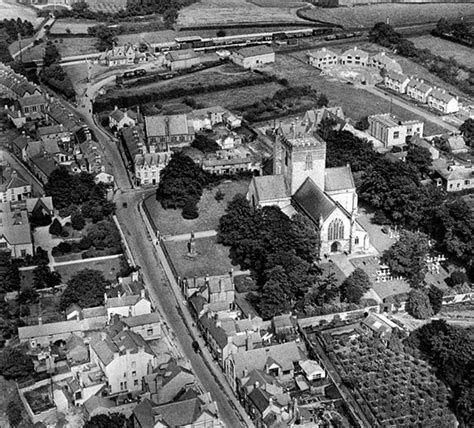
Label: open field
xmin=144 ymin=179 xmax=250 ymax=236
xmin=177 ymin=0 xmax=305 ymax=27
xmin=0 ymin=0 xmax=43 ymax=27
xmin=50 ymin=19 xmax=97 ymax=35
xmin=84 ymin=0 xmax=127 ymax=13
xmin=19 ymin=37 xmax=99 ymax=62
xmin=299 ymin=4 xmax=474 ymax=29
xmin=272 ymin=52 xmax=447 ymax=135
xmin=53 ymin=255 xmax=123 ymax=282
xmin=409 ymin=35 xmax=474 ymax=69
xmin=164 ymin=235 xmax=239 ymax=278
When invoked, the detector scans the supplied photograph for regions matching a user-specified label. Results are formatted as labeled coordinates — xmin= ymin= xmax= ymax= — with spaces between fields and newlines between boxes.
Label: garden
xmin=327 ymin=335 xmax=457 ymax=427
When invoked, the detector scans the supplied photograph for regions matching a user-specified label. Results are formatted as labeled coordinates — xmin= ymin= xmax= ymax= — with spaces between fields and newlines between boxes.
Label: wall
xmin=297 ymin=305 xmax=380 ymax=329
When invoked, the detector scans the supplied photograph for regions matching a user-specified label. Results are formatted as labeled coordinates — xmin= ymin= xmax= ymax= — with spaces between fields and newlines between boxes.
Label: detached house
xmin=406 ymin=78 xmax=432 ymax=103
xmin=370 ymin=52 xmax=402 ymax=73
xmin=0 ymin=168 xmax=31 ymax=202
xmin=231 ymin=45 xmax=275 ymax=69
xmin=427 ymin=89 xmax=459 ymax=114
xmin=108 ymin=107 xmax=139 ymax=131
xmin=339 ymin=47 xmax=369 ymax=67
xmin=384 ymin=70 xmax=410 ymax=94
xmin=104 ymin=289 xmax=152 ymax=321
xmin=307 ymin=48 xmax=338 ymax=70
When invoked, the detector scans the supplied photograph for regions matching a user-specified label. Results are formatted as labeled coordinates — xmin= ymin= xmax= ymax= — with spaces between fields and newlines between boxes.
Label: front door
xmin=331 ymin=241 xmax=341 ymax=253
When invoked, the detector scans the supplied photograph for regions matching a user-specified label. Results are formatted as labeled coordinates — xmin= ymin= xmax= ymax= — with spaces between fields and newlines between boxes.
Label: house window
xmin=285 ymin=150 xmax=289 ymax=167
xmin=393 ymin=131 xmax=400 ymax=139
xmin=449 ymin=184 xmax=453 ymax=189
xmin=147 ymin=328 xmax=153 ymax=336
xmin=465 ymin=180 xmax=470 ymax=185
xmin=134 ymin=380 xmax=139 ymax=386
xmin=21 ymin=249 xmax=26 ymax=257
xmin=355 ymin=236 xmax=360 ymax=245
xmin=132 ymin=371 xmax=136 ymax=377
xmin=328 ymin=218 xmax=344 ymax=241
xmin=305 ymin=153 xmax=313 ymax=170
xmin=124 ymin=372 xmax=127 ymax=378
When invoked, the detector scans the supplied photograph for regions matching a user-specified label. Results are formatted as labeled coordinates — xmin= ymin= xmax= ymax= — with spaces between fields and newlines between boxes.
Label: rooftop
xmin=292 ymin=178 xmax=336 ymax=223
xmin=325 ymin=165 xmax=355 ymax=192
xmin=251 ymin=175 xmax=289 ymax=203
xmin=235 ymin=45 xmax=274 ymax=58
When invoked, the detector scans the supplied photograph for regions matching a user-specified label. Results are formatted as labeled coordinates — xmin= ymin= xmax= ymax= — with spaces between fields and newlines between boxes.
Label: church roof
xmin=325 ymin=166 xmax=355 ymax=192
xmin=252 ymin=175 xmax=289 ymax=202
xmin=292 ymin=178 xmax=336 ymax=223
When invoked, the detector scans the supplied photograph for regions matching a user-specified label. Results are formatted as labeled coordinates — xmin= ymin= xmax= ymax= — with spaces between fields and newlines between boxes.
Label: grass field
xmin=164 ymin=235 xmax=239 ymax=278
xmin=409 ymin=35 xmax=474 ymax=69
xmin=0 ymin=0 xmax=43 ymax=27
xmin=54 ymin=255 xmax=123 ymax=283
xmin=19 ymin=37 xmax=99 ymax=62
xmin=144 ymin=179 xmax=250 ymax=236
xmin=272 ymin=52 xmax=447 ymax=135
xmin=50 ymin=19 xmax=97 ymax=35
xmin=84 ymin=0 xmax=127 ymax=13
xmin=300 ymin=4 xmax=474 ymax=29
xmin=177 ymin=0 xmax=305 ymax=27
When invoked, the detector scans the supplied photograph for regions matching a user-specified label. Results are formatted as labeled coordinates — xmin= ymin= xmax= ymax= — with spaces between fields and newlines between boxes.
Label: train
xmin=325 ymin=31 xmax=364 ymax=41
xmin=152 ymin=27 xmax=334 ymax=53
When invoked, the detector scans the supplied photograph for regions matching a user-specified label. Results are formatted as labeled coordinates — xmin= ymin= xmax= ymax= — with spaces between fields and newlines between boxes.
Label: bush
xmin=215 ymin=189 xmax=225 ymax=202
xmin=450 ymin=270 xmax=467 ymax=286
xmin=71 ymin=210 xmax=85 ymax=230
xmin=49 ymin=218 xmax=63 ymax=236
xmin=182 ymin=199 xmax=199 ymax=219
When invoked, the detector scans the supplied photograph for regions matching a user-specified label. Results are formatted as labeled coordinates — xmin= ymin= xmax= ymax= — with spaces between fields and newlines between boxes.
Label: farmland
xmin=327 ymin=334 xmax=457 ymax=427
xmin=0 ymin=0 xmax=43 ymax=27
xmin=84 ymin=0 xmax=127 ymax=13
xmin=299 ymin=4 xmax=474 ymax=29
xmin=177 ymin=0 xmax=305 ymax=28
xmin=18 ymin=37 xmax=99 ymax=62
xmin=409 ymin=35 xmax=474 ymax=69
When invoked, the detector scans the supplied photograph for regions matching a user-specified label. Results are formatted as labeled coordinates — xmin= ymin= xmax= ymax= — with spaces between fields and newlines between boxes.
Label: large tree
xmin=0 ymin=251 xmax=20 ymax=293
xmin=406 ymin=144 xmax=432 ymax=178
xmin=33 ymin=261 xmax=62 ymax=289
xmin=459 ymin=118 xmax=474 ymax=147
xmin=60 ymin=269 xmax=110 ymax=310
xmin=340 ymin=268 xmax=371 ymax=303
xmin=382 ymin=230 xmax=430 ymax=287
xmin=0 ymin=347 xmax=34 ymax=381
xmin=406 ymin=289 xmax=433 ymax=319
xmin=43 ymin=41 xmax=61 ymax=68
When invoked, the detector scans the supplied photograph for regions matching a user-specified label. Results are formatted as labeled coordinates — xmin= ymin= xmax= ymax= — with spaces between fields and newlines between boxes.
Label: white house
xmin=339 ymin=47 xmax=369 ymax=67
xmin=383 ymin=70 xmax=410 ymax=94
xmin=370 ymin=52 xmax=402 ymax=73
xmin=231 ymin=46 xmax=275 ymax=69
xmin=134 ymin=152 xmax=171 ymax=186
xmin=109 ymin=107 xmax=138 ymax=131
xmin=0 ymin=168 xmax=31 ymax=202
xmin=427 ymin=89 xmax=459 ymax=114
xmin=406 ymin=78 xmax=433 ymax=103
xmin=89 ymin=330 xmax=156 ymax=395
xmin=104 ymin=289 xmax=152 ymax=321
xmin=307 ymin=48 xmax=338 ymax=70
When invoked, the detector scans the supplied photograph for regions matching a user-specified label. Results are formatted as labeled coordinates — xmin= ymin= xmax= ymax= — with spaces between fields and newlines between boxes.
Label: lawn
xmin=273 ymin=52 xmax=447 ymax=135
xmin=409 ymin=35 xmax=474 ymax=69
xmin=177 ymin=0 xmax=305 ymax=28
xmin=163 ymin=235 xmax=239 ymax=278
xmin=0 ymin=0 xmax=43 ymax=27
xmin=50 ymin=19 xmax=97 ymax=35
xmin=299 ymin=4 xmax=474 ymax=29
xmin=143 ymin=179 xmax=250 ymax=236
xmin=53 ymin=255 xmax=123 ymax=283
xmin=19 ymin=37 xmax=99 ymax=62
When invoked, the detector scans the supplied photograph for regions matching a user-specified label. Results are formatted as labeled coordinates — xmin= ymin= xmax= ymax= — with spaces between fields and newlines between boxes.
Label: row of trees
xmin=404 ymin=320 xmax=473 ymax=426
xmin=433 ymin=18 xmax=473 ymax=44
xmin=369 ymin=22 xmax=473 ymax=96
xmin=0 ymin=18 xmax=34 ymax=78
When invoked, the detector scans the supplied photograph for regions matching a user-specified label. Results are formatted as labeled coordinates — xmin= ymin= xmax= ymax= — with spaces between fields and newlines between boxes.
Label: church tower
xmin=274 ymin=120 xmax=327 ymax=195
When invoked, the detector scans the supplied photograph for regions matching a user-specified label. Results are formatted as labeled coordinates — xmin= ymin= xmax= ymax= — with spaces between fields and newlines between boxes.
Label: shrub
xmin=182 ymin=199 xmax=199 ymax=219
xmin=71 ymin=210 xmax=85 ymax=230
xmin=48 ymin=218 xmax=63 ymax=236
xmin=215 ymin=189 xmax=225 ymax=202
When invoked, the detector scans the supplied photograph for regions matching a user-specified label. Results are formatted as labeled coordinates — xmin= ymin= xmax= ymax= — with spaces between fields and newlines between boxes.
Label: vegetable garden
xmin=326 ymin=335 xmax=457 ymax=427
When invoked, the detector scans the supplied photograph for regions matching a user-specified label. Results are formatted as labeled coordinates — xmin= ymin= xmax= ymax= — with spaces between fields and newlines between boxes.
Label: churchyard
xmin=144 ymin=179 xmax=250 ymax=237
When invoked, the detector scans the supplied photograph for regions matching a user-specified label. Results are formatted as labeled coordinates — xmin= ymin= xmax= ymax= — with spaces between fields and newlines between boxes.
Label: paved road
xmin=114 ymin=189 xmax=250 ymax=427
xmin=360 ymin=85 xmax=459 ymax=134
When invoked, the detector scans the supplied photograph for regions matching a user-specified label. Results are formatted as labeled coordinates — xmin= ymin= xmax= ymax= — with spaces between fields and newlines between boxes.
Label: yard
xmin=272 ymin=52 xmax=448 ymax=135
xmin=328 ymin=334 xmax=457 ymax=427
xmin=409 ymin=35 xmax=474 ymax=69
xmin=19 ymin=37 xmax=99 ymax=62
xmin=299 ymin=4 xmax=474 ymax=29
xmin=177 ymin=0 xmax=305 ymax=28
xmin=143 ymin=179 xmax=250 ymax=236
xmin=53 ymin=254 xmax=123 ymax=283
xmin=49 ymin=19 xmax=97 ymax=35
xmin=163 ymin=235 xmax=239 ymax=278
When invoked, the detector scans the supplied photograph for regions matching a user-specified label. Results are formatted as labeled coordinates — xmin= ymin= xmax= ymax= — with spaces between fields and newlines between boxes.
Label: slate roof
xmin=18 ymin=94 xmax=46 ymax=107
xmin=122 ymin=312 xmax=161 ymax=327
xmin=429 ymin=88 xmax=456 ymax=104
xmin=106 ymin=294 xmax=141 ymax=308
xmin=37 ymin=124 xmax=66 ymax=137
xmin=0 ymin=203 xmax=31 ymax=246
xmin=167 ymin=49 xmax=198 ymax=61
xmin=235 ymin=45 xmax=274 ymax=58
xmin=308 ymin=48 xmax=337 ymax=59
xmin=199 ymin=316 xmax=228 ymax=349
xmin=325 ymin=165 xmax=355 ymax=192
xmin=385 ymin=69 xmax=409 ymax=83
xmin=407 ymin=78 xmax=432 ymax=94
xmin=292 ymin=178 xmax=336 ymax=223
xmin=0 ymin=169 xmax=29 ymax=192
xmin=447 ymin=135 xmax=467 ymax=152
xmin=251 ymin=175 xmax=289 ymax=202
xmin=30 ymin=154 xmax=57 ymax=177
xmin=248 ymin=387 xmax=270 ymax=413
xmin=18 ymin=320 xmax=82 ymax=341
xmin=83 ymin=395 xmax=114 ymax=416
xmin=145 ymin=114 xmax=192 ymax=138
xmin=232 ymin=341 xmax=304 ymax=379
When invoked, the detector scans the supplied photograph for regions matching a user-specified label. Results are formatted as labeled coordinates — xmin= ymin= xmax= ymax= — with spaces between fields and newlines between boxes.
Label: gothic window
xmin=355 ymin=236 xmax=359 ymax=245
xmin=305 ymin=152 xmax=313 ymax=170
xmin=328 ymin=218 xmax=344 ymax=241
xmin=285 ymin=150 xmax=289 ymax=167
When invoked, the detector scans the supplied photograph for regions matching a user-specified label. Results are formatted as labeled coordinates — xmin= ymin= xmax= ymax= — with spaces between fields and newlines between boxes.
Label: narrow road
xmin=114 ymin=189 xmax=251 ymax=427
xmin=360 ymin=85 xmax=458 ymax=134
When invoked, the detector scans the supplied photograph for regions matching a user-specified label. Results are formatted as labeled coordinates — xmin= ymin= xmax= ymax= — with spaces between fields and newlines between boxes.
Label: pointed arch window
xmin=328 ymin=218 xmax=344 ymax=241
xmin=305 ymin=152 xmax=313 ymax=170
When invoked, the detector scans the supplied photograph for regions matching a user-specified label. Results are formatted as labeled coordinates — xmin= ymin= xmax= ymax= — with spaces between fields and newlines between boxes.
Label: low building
xmin=427 ymin=89 xmax=459 ymax=114
xmin=144 ymin=114 xmax=195 ymax=148
xmin=361 ymin=312 xmax=399 ymax=339
xmin=307 ymin=48 xmax=338 ymax=70
xmin=339 ymin=46 xmax=369 ymax=67
xmin=446 ymin=134 xmax=469 ymax=154
xmin=134 ymin=152 xmax=171 ymax=186
xmin=18 ymin=94 xmax=47 ymax=117
xmin=202 ymin=153 xmax=253 ymax=175
xmin=37 ymin=124 xmax=71 ymax=147
xmin=99 ymin=44 xmax=147 ymax=67
xmin=89 ymin=330 xmax=156 ymax=395
xmin=19 ymin=319 xmax=84 ymax=348
xmin=436 ymin=164 xmax=474 ymax=192
xmin=231 ymin=46 xmax=275 ymax=69
xmin=222 ymin=111 xmax=242 ymax=129
xmin=0 ymin=167 xmax=31 ymax=202
xmin=368 ymin=113 xmax=423 ymax=148
xmin=5 ymin=106 xmax=26 ymax=128
xmin=370 ymin=52 xmax=402 ymax=73
xmin=133 ymin=394 xmax=223 ymax=428
xmin=166 ymin=49 xmax=200 ymax=71
xmin=109 ymin=107 xmax=138 ymax=131
xmin=383 ymin=70 xmax=410 ymax=94
xmin=0 ymin=201 xmax=33 ymax=257
xmin=406 ymin=78 xmax=433 ymax=103
xmin=120 ymin=312 xmax=163 ymax=341
xmin=104 ymin=289 xmax=152 ymax=321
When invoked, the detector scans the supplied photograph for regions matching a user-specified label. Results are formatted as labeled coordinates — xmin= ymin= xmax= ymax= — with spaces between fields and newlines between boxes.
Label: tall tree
xmin=33 ymin=261 xmax=61 ymax=289
xmin=0 ymin=347 xmax=34 ymax=381
xmin=340 ymin=268 xmax=371 ymax=303
xmin=60 ymin=269 xmax=110 ymax=310
xmin=406 ymin=144 xmax=432 ymax=177
xmin=43 ymin=41 xmax=61 ymax=67
xmin=459 ymin=118 xmax=474 ymax=147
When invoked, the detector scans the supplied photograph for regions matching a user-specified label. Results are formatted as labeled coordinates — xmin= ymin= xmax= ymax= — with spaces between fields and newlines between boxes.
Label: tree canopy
xmin=33 ymin=261 xmax=62 ymax=289
xmin=0 ymin=346 xmax=34 ymax=381
xmin=340 ymin=268 xmax=371 ymax=303
xmin=459 ymin=118 xmax=474 ymax=147
xmin=0 ymin=251 xmax=20 ymax=293
xmin=60 ymin=269 xmax=110 ymax=310
xmin=84 ymin=413 xmax=127 ymax=428
xmin=382 ymin=230 xmax=430 ymax=287
xmin=406 ymin=289 xmax=433 ymax=319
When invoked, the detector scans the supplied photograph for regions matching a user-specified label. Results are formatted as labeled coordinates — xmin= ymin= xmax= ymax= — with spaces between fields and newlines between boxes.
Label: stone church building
xmin=247 ymin=118 xmax=370 ymax=256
